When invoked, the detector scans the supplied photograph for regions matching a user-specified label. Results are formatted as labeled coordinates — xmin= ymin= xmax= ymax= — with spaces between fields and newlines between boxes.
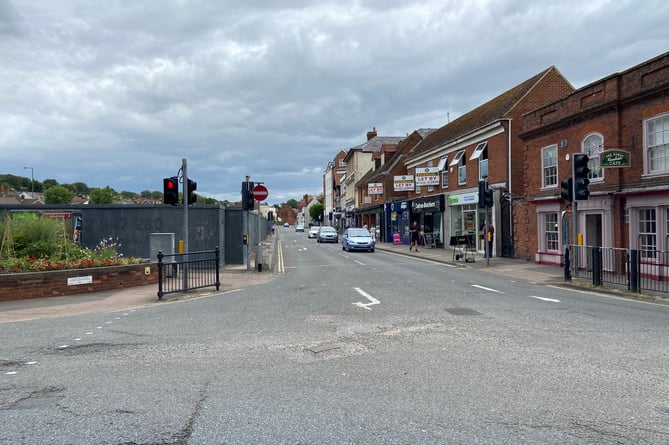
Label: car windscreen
xmin=348 ymin=229 xmax=371 ymax=237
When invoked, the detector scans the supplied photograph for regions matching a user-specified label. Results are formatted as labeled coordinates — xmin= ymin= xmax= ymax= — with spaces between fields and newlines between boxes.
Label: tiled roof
xmin=344 ymin=136 xmax=404 ymax=162
xmin=411 ymin=67 xmax=558 ymax=158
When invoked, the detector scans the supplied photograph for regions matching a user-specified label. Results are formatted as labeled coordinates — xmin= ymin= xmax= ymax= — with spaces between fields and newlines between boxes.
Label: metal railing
xmin=566 ymin=245 xmax=669 ymax=295
xmin=157 ymin=247 xmax=220 ymax=300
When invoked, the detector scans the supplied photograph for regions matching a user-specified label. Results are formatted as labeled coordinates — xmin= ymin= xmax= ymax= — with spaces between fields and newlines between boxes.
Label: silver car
xmin=316 ymin=226 xmax=338 ymax=243
xmin=342 ymin=228 xmax=375 ymax=252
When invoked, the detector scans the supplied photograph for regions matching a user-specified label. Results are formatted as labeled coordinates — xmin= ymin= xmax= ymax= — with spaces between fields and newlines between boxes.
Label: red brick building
xmin=404 ymin=67 xmax=574 ymax=256
xmin=519 ymin=51 xmax=669 ymax=266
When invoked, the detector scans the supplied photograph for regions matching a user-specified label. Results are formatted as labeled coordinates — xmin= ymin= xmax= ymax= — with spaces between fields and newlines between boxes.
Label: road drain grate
xmin=445 ymin=308 xmax=482 ymax=316
xmin=306 ymin=344 xmax=341 ymax=354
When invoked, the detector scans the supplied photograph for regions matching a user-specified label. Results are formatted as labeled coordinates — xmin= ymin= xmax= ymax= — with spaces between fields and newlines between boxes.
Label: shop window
xmin=542 ymin=145 xmax=557 ymax=188
xmin=645 ymin=113 xmax=669 ymax=174
xmin=583 ymin=133 xmax=604 ymax=181
xmin=638 ymin=208 xmax=657 ymax=258
xmin=544 ymin=213 xmax=559 ymax=251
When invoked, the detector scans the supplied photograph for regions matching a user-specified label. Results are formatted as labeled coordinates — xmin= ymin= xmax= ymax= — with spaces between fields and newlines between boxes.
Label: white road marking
xmin=354 ymin=260 xmax=366 ymax=266
xmin=5 ymin=371 xmax=17 ymax=375
xmin=353 ymin=287 xmax=381 ymax=310
xmin=472 ymin=284 xmax=502 ymax=293
xmin=529 ymin=296 xmax=561 ymax=303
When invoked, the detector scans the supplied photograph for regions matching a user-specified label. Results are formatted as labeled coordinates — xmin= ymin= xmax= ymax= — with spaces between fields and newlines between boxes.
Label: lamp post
xmin=23 ymin=166 xmax=34 ymax=195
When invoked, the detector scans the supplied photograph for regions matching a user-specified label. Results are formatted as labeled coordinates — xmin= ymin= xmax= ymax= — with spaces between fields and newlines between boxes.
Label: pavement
xmin=1 ymin=235 xmax=665 ymax=324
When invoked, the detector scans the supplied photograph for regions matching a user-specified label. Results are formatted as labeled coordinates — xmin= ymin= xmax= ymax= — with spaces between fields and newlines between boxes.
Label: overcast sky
xmin=2 ymin=0 xmax=667 ymax=205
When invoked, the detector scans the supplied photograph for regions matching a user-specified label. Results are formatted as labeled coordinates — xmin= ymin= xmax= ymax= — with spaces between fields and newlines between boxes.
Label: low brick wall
xmin=0 ymin=263 xmax=159 ymax=302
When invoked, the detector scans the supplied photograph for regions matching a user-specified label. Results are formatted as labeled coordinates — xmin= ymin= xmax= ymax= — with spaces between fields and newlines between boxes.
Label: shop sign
xmin=415 ymin=167 xmax=440 ymax=186
xmin=447 ymin=193 xmax=477 ymax=206
xmin=393 ymin=175 xmax=415 ymax=191
xmin=389 ymin=201 xmax=409 ymax=212
xmin=412 ymin=195 xmax=444 ymax=213
xmin=368 ymin=182 xmax=383 ymax=194
xmin=600 ymin=149 xmax=630 ymax=168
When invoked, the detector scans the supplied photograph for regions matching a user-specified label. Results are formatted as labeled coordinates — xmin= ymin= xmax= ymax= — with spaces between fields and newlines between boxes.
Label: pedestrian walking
xmin=409 ymin=221 xmax=420 ymax=252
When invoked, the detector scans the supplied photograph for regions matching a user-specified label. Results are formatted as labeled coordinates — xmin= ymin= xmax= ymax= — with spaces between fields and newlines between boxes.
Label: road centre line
xmin=353 ymin=287 xmax=380 ymax=310
xmin=354 ymin=260 xmax=366 ymax=266
xmin=529 ymin=296 xmax=561 ymax=303
xmin=472 ymin=284 xmax=503 ymax=293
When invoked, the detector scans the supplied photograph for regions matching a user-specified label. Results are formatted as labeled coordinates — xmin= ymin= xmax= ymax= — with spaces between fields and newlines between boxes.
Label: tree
xmin=43 ymin=179 xmax=58 ymax=189
xmin=286 ymin=199 xmax=298 ymax=209
xmin=89 ymin=186 xmax=116 ymax=204
xmin=309 ymin=202 xmax=324 ymax=223
xmin=44 ymin=185 xmax=75 ymax=204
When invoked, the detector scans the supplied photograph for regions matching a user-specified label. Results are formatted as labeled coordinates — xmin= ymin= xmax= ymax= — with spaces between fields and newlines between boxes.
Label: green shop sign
xmin=600 ymin=149 xmax=630 ymax=168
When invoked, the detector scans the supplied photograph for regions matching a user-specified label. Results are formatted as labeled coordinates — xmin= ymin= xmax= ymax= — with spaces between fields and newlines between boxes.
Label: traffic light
xmin=478 ymin=181 xmax=493 ymax=208
xmin=478 ymin=181 xmax=487 ymax=209
xmin=186 ymin=179 xmax=197 ymax=205
xmin=242 ymin=181 xmax=254 ymax=210
xmin=573 ymin=153 xmax=590 ymax=201
xmin=484 ymin=189 xmax=493 ymax=208
xmin=163 ymin=177 xmax=179 ymax=205
xmin=560 ymin=177 xmax=573 ymax=202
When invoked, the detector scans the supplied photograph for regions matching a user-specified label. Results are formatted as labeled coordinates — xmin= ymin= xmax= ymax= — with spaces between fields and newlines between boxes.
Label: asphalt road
xmin=1 ymin=229 xmax=668 ymax=444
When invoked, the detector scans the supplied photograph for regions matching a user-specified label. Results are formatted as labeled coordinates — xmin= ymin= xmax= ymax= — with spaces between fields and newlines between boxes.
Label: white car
xmin=295 ymin=224 xmax=305 ymax=232
xmin=308 ymin=226 xmax=320 ymax=238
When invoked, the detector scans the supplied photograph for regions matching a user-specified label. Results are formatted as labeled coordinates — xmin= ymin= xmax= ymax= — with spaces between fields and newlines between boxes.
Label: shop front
xmin=386 ymin=201 xmax=411 ymax=244
xmin=447 ymin=191 xmax=492 ymax=255
xmin=411 ymin=195 xmax=445 ymax=248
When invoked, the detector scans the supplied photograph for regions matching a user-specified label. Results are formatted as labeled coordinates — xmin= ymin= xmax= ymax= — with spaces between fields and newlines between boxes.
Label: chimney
xmin=366 ymin=127 xmax=377 ymax=141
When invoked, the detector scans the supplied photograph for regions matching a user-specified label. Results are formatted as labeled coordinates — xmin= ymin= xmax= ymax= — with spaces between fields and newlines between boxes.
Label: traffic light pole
xmin=256 ymin=182 xmax=263 ymax=272
xmin=182 ymin=158 xmax=189 ymax=289
xmin=244 ymin=176 xmax=250 ymax=271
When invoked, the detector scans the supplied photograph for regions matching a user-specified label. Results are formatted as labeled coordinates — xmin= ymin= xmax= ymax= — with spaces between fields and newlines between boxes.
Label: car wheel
xmin=370 ymin=248 xmax=375 ymax=252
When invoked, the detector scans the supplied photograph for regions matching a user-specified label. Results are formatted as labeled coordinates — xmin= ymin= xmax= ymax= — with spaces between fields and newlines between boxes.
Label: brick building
xmin=519 ymin=51 xmax=669 ymax=266
xmin=404 ymin=67 xmax=574 ymax=256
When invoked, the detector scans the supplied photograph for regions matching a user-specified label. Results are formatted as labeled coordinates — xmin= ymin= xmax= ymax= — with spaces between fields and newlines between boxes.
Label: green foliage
xmin=309 ymin=202 xmax=324 ymax=222
xmin=44 ymin=185 xmax=76 ymax=204
xmin=286 ymin=199 xmax=298 ymax=208
xmin=11 ymin=217 xmax=60 ymax=258
xmin=89 ymin=186 xmax=116 ymax=204
xmin=0 ymin=216 xmax=139 ymax=272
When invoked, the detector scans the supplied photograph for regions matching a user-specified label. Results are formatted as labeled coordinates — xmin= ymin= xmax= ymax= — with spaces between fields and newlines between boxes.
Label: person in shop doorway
xmin=409 ymin=221 xmax=420 ymax=252
xmin=480 ymin=222 xmax=494 ymax=258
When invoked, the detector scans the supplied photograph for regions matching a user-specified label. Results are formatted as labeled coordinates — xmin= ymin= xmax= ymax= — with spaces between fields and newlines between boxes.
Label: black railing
xmin=157 ymin=247 xmax=220 ymax=300
xmin=565 ymin=245 xmax=669 ymax=295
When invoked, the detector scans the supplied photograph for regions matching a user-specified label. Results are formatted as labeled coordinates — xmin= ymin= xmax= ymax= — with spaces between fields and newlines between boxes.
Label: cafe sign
xmin=600 ymin=149 xmax=630 ymax=168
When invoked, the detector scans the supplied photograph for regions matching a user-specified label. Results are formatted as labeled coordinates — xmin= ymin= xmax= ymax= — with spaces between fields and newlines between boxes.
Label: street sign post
xmin=252 ymin=184 xmax=269 ymax=201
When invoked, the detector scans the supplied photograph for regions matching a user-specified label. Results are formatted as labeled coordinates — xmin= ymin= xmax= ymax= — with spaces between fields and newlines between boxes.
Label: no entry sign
xmin=252 ymin=184 xmax=269 ymax=201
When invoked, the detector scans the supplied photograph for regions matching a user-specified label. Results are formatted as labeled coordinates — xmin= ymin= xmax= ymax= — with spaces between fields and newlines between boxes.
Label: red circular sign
xmin=252 ymin=184 xmax=269 ymax=201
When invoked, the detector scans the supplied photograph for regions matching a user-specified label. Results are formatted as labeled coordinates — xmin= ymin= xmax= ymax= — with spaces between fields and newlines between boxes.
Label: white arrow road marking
xmin=472 ymin=284 xmax=502 ymax=293
xmin=353 ymin=287 xmax=380 ymax=310
xmin=529 ymin=296 xmax=561 ymax=303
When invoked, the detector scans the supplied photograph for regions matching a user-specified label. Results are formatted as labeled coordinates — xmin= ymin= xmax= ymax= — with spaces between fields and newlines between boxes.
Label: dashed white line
xmin=529 ymin=296 xmax=561 ymax=303
xmin=472 ymin=284 xmax=502 ymax=293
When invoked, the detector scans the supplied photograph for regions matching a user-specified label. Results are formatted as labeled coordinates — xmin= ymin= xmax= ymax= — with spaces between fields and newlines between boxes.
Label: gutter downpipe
xmin=504 ymin=118 xmax=513 ymax=257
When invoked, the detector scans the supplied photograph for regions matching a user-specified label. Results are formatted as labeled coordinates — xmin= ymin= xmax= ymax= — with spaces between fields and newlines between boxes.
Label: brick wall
xmin=0 ymin=263 xmax=158 ymax=302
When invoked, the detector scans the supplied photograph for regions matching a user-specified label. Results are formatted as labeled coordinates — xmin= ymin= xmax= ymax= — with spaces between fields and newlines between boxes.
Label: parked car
xmin=295 ymin=224 xmax=304 ymax=232
xmin=283 ymin=222 xmax=289 ymax=227
xmin=316 ymin=226 xmax=338 ymax=243
xmin=308 ymin=226 xmax=320 ymax=239
xmin=342 ymin=228 xmax=375 ymax=252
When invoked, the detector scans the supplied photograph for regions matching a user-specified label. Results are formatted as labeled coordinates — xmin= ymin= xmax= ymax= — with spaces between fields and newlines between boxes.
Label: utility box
xmin=150 ymin=233 xmax=175 ymax=277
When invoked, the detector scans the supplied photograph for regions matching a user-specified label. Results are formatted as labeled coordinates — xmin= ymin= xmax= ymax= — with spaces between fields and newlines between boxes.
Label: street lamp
xmin=23 ymin=167 xmax=34 ymax=195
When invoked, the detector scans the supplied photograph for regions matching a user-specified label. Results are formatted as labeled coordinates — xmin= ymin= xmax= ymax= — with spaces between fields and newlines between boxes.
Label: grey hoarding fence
xmin=157 ymin=247 xmax=220 ymax=300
